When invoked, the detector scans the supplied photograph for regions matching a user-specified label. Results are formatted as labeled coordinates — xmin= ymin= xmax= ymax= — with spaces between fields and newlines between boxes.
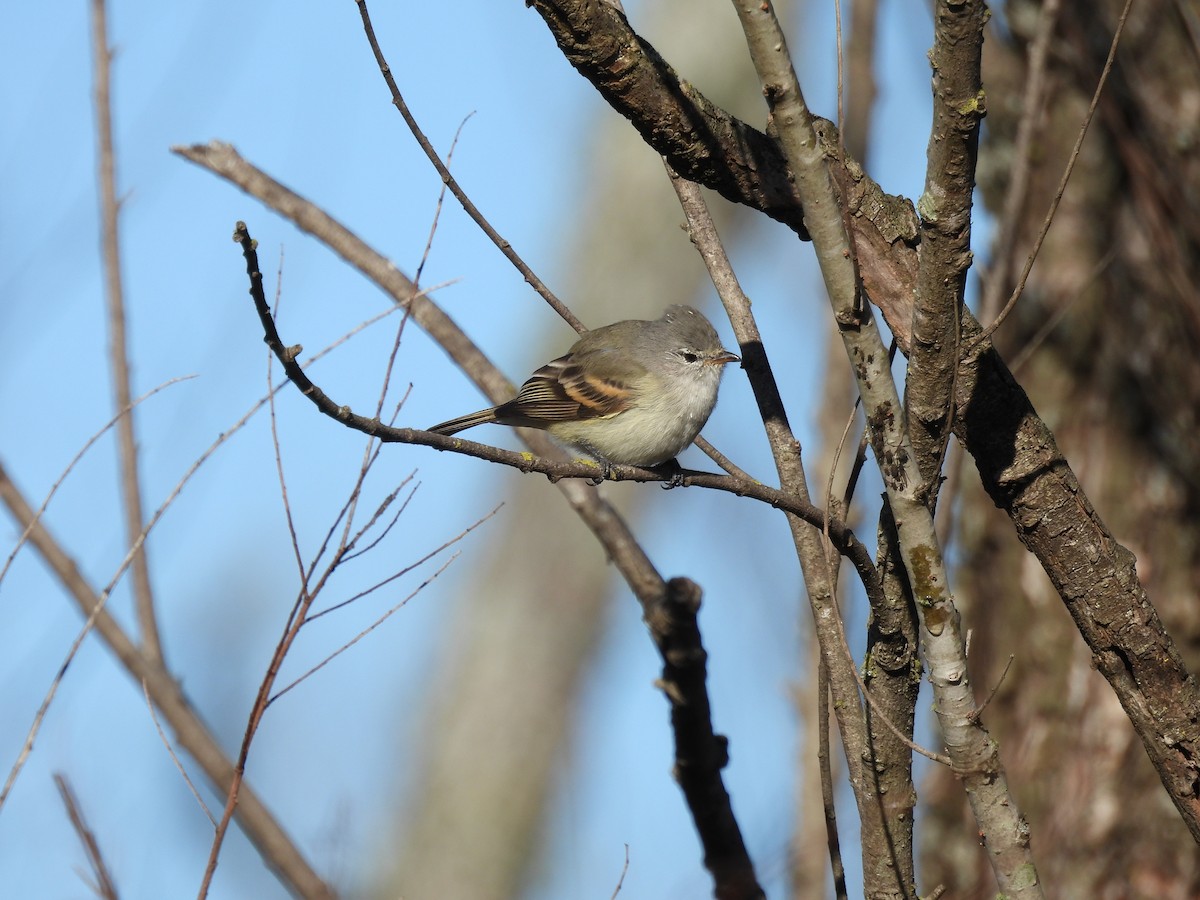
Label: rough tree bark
xmin=922 ymin=0 xmax=1200 ymax=895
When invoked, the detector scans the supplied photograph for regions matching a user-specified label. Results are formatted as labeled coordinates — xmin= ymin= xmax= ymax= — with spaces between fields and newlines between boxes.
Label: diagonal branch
xmin=54 ymin=774 xmax=121 ymax=900
xmin=524 ymin=0 xmax=921 ymax=342
xmin=0 ymin=463 xmax=334 ymax=899
xmin=526 ymin=0 xmax=809 ymax=236
xmin=353 ymin=0 xmax=583 ymax=333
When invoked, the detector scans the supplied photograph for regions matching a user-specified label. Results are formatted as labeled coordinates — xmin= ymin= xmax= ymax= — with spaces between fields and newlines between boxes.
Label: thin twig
xmin=143 ymin=680 xmax=216 ymax=827
xmin=201 ymin=350 xmax=350 ymax=893
xmin=90 ymin=0 xmax=161 ymax=664
xmin=54 ymin=773 xmax=121 ymax=900
xmin=269 ymin=552 xmax=460 ymax=704
xmin=977 ymin=0 xmax=1063 ymax=326
xmin=340 ymin=478 xmax=417 ymax=566
xmin=823 ymin=395 xmax=861 ymax=555
xmin=1010 ymin=249 xmax=1116 ymax=373
xmin=354 ymin=0 xmax=584 ymax=332
xmin=266 ymin=264 xmax=309 ymax=602
xmin=305 ymin=499 xmax=495 ymax=625
xmin=0 ymin=376 xmax=194 ymax=590
xmin=969 ymin=655 xmax=1016 ymax=722
xmin=817 ymin=659 xmax=849 ymax=900
xmin=973 ymin=0 xmax=1135 ymax=345
xmin=834 ymin=0 xmax=845 ymax=145
xmin=608 ymin=845 xmax=631 ymax=900
xmin=414 ymin=111 xmax=474 ymax=287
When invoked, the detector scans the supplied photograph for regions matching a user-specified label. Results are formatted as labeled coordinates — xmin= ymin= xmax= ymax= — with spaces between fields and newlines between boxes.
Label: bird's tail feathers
xmin=427 ymin=408 xmax=499 ymax=435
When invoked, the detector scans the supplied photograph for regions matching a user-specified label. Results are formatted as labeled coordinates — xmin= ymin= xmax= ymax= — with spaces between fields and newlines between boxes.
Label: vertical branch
xmin=906 ymin=0 xmax=986 ymax=491
xmin=842 ymin=0 xmax=878 ymax=163
xmin=666 ymin=170 xmax=875 ymax=884
xmin=646 ymin=578 xmax=765 ymax=900
xmin=89 ymin=0 xmax=161 ymax=663
xmin=841 ymin=1 xmax=923 ymax=894
xmin=728 ymin=1 xmax=1043 ymax=896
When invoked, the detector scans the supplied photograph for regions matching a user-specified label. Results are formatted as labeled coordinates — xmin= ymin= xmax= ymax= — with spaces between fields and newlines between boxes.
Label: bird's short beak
xmin=707 ymin=350 xmax=740 ymax=366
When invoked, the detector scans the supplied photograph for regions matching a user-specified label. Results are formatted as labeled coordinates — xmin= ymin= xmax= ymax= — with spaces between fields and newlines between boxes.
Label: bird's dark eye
xmin=680 ymin=351 xmax=699 ymax=363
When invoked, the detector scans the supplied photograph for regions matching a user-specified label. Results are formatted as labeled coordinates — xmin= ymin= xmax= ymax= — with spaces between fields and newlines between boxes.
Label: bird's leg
xmin=654 ymin=458 xmax=686 ymax=489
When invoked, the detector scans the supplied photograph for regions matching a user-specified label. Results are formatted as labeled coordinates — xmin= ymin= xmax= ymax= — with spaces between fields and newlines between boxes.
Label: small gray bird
xmin=429 ymin=305 xmax=739 ymax=467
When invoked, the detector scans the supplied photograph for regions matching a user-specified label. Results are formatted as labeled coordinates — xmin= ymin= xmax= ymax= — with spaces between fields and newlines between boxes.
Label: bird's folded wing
xmin=507 ymin=352 xmax=636 ymax=422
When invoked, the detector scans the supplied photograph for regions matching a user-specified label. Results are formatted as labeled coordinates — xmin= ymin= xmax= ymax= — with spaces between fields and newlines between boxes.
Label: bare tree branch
xmin=0 ymin=464 xmax=334 ymax=899
xmin=54 ymin=774 xmax=120 ymax=900
xmin=89 ymin=0 xmax=161 ymax=664
xmin=906 ymin=0 xmax=986 ymax=496
xmin=646 ymin=577 xmax=765 ymax=900
xmin=728 ymin=0 xmax=1041 ymax=895
xmin=526 ymin=0 xmax=810 ymax=237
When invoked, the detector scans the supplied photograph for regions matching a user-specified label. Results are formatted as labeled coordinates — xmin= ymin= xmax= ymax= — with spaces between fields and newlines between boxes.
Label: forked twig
xmin=269 ymin=551 xmax=461 ymax=704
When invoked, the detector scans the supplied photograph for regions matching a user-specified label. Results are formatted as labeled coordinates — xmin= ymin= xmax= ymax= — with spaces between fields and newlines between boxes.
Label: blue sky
xmin=1 ymin=2 xmax=939 ymax=897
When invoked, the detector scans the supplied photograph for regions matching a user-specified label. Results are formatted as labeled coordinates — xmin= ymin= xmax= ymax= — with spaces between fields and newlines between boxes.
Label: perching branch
xmin=173 ymin=126 xmax=762 ymax=891
xmin=229 ymin=219 xmax=882 ymax=608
